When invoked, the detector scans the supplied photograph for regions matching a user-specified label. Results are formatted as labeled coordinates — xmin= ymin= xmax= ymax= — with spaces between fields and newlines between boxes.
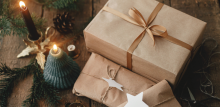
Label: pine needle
xmin=0 ymin=60 xmax=61 ymax=107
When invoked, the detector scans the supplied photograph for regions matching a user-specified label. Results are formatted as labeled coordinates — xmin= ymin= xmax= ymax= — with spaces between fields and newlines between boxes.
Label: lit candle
xmin=44 ymin=44 xmax=81 ymax=89
xmin=50 ymin=44 xmax=63 ymax=58
xmin=19 ymin=1 xmax=40 ymax=40
xmin=53 ymin=44 xmax=58 ymax=54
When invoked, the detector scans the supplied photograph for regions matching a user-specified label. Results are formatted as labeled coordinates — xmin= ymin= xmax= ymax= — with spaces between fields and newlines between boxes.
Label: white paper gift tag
xmin=124 ymin=92 xmax=149 ymax=107
xmin=102 ymin=77 xmax=123 ymax=91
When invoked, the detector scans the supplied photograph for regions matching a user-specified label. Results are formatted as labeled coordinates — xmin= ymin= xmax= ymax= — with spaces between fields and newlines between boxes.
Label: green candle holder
xmin=43 ymin=48 xmax=81 ymax=89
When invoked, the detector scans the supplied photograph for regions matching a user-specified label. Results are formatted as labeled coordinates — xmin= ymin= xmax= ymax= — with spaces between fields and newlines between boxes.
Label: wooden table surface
xmin=1 ymin=0 xmax=220 ymax=107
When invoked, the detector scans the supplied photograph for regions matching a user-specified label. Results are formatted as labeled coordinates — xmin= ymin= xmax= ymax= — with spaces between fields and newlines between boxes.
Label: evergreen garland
xmin=38 ymin=0 xmax=78 ymax=10
xmin=0 ymin=60 xmax=34 ymax=107
xmin=0 ymin=59 xmax=61 ymax=107
xmin=51 ymin=0 xmax=78 ymax=10
xmin=0 ymin=0 xmax=80 ymax=37
xmin=0 ymin=0 xmax=45 ymax=37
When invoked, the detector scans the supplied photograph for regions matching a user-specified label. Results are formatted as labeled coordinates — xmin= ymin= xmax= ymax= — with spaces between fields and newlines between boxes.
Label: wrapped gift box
xmin=72 ymin=53 xmax=181 ymax=107
xmin=84 ymin=0 xmax=206 ymax=86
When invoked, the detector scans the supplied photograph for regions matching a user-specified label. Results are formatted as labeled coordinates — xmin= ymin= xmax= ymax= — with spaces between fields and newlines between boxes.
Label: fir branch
xmin=0 ymin=59 xmax=61 ymax=107
xmin=36 ymin=0 xmax=78 ymax=11
xmin=22 ymin=61 xmax=61 ymax=107
xmin=0 ymin=60 xmax=35 ymax=107
xmin=50 ymin=0 xmax=78 ymax=10
xmin=0 ymin=0 xmax=46 ymax=37
xmin=0 ymin=0 xmax=3 ymax=15
xmin=22 ymin=66 xmax=40 ymax=107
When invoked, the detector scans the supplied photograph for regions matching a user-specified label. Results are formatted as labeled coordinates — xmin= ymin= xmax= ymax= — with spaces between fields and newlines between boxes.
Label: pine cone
xmin=53 ymin=12 xmax=74 ymax=34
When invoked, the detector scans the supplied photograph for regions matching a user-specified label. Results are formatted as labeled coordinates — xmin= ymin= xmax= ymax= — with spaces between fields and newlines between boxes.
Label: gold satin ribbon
xmin=102 ymin=3 xmax=193 ymax=70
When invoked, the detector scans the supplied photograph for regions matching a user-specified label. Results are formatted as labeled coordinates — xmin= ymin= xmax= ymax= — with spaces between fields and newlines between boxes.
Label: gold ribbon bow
xmin=103 ymin=3 xmax=193 ymax=70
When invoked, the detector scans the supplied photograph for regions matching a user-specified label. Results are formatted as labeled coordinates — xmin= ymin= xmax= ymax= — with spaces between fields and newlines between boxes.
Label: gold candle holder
xmin=26 ymin=31 xmax=43 ymax=50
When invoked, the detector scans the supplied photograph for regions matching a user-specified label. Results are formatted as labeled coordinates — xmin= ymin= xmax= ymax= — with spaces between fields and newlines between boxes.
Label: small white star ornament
xmin=124 ymin=92 xmax=149 ymax=107
xmin=102 ymin=77 xmax=123 ymax=91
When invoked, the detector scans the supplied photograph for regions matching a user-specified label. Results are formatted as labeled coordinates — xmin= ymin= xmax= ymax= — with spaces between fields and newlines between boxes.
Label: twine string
xmin=100 ymin=65 xmax=121 ymax=103
xmin=180 ymin=38 xmax=220 ymax=106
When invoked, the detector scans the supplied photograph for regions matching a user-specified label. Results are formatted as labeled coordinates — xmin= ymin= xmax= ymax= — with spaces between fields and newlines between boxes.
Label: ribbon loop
xmin=129 ymin=8 xmax=147 ymax=27
xmin=149 ymin=25 xmax=168 ymax=37
xmin=102 ymin=2 xmax=193 ymax=70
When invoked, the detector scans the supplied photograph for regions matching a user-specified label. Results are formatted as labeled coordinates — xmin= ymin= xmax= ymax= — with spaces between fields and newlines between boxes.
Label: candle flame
xmin=53 ymin=44 xmax=58 ymax=54
xmin=53 ymin=44 xmax=57 ymax=50
xmin=19 ymin=1 xmax=25 ymax=7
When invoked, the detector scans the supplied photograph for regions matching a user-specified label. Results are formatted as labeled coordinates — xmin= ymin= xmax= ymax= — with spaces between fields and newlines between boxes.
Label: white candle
xmin=50 ymin=44 xmax=63 ymax=58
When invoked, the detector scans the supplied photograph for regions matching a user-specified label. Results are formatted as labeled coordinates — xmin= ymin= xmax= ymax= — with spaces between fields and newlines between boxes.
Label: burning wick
xmin=19 ymin=1 xmax=26 ymax=10
xmin=53 ymin=44 xmax=58 ymax=54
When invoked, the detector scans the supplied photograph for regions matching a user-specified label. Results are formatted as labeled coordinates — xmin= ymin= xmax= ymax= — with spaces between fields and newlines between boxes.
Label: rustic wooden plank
xmin=55 ymin=37 xmax=91 ymax=107
xmin=0 ymin=36 xmax=3 ymax=50
xmin=0 ymin=34 xmax=36 ymax=107
xmin=42 ymin=0 xmax=93 ymax=106
xmin=0 ymin=0 xmax=42 ymax=106
xmin=93 ymin=0 xmax=108 ymax=16
xmin=7 ymin=75 xmax=34 ymax=107
xmin=54 ymin=0 xmax=93 ymax=106
xmin=157 ymin=0 xmax=171 ymax=6
xmin=2 ymin=0 xmax=220 ymax=107
xmin=1 ymin=0 xmax=93 ymax=106
xmin=171 ymin=0 xmax=220 ymax=107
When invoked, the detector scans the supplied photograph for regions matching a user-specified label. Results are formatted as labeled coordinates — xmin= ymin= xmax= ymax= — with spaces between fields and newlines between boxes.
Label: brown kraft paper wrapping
xmin=84 ymin=0 xmax=207 ymax=86
xmin=72 ymin=53 xmax=181 ymax=107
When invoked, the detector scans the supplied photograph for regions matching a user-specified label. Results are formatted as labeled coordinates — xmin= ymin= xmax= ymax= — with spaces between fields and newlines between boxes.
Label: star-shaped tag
xmin=124 ymin=92 xmax=149 ymax=107
xmin=102 ymin=77 xmax=123 ymax=91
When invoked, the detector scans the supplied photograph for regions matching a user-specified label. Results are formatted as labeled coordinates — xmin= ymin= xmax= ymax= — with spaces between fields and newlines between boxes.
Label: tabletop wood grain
xmin=1 ymin=0 xmax=220 ymax=107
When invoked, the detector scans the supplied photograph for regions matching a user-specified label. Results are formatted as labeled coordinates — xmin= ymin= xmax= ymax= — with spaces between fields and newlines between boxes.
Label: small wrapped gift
xmin=84 ymin=0 xmax=207 ymax=86
xmin=118 ymin=80 xmax=181 ymax=107
xmin=72 ymin=53 xmax=181 ymax=107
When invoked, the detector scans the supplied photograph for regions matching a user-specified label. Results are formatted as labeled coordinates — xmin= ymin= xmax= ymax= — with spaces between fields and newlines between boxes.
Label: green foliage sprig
xmin=0 ymin=0 xmax=46 ymax=37
xmin=23 ymin=61 xmax=61 ymax=107
xmin=0 ymin=60 xmax=35 ymax=107
xmin=0 ymin=59 xmax=61 ymax=107
xmin=0 ymin=0 xmax=80 ymax=37
xmin=36 ymin=0 xmax=78 ymax=10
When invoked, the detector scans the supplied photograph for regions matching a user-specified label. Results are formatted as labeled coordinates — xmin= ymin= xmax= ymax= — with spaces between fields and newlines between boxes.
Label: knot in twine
xmin=101 ymin=65 xmax=121 ymax=103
